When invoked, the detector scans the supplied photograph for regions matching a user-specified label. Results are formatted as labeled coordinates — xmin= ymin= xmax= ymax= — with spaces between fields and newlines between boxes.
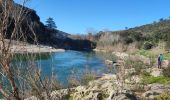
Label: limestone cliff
xmin=0 ymin=1 xmax=96 ymax=50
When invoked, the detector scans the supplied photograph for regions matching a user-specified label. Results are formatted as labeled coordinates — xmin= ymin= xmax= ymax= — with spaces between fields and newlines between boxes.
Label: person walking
xmin=158 ymin=54 xmax=164 ymax=69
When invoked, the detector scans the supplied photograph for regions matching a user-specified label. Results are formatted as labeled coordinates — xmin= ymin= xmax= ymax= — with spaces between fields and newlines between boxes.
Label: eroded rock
xmin=150 ymin=68 xmax=162 ymax=77
xmin=142 ymin=84 xmax=170 ymax=99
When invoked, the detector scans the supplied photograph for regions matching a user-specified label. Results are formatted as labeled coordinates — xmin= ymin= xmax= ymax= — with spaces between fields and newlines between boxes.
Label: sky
xmin=15 ymin=0 xmax=170 ymax=34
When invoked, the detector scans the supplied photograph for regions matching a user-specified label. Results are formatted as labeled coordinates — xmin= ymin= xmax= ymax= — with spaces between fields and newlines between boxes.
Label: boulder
xmin=142 ymin=84 xmax=170 ymax=99
xmin=142 ymin=90 xmax=162 ymax=99
xmin=145 ymin=68 xmax=152 ymax=73
xmin=125 ymin=75 xmax=141 ymax=84
xmin=162 ymin=60 xmax=170 ymax=68
xmin=51 ymin=89 xmax=69 ymax=100
xmin=72 ymin=74 xmax=117 ymax=100
xmin=71 ymin=73 xmax=139 ymax=100
xmin=105 ymin=60 xmax=113 ymax=65
xmin=150 ymin=68 xmax=162 ymax=77
xmin=110 ymin=89 xmax=137 ymax=100
xmin=125 ymin=68 xmax=136 ymax=75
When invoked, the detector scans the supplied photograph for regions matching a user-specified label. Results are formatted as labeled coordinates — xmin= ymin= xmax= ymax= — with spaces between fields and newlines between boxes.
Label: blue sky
xmin=15 ymin=0 xmax=170 ymax=34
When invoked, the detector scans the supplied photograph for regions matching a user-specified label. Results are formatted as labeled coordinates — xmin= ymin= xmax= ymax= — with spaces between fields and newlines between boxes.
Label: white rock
xmin=24 ymin=96 xmax=39 ymax=100
xmin=101 ymin=74 xmax=117 ymax=80
xmin=142 ymin=90 xmax=162 ymax=99
xmin=151 ymin=68 xmax=162 ymax=77
xmin=142 ymin=83 xmax=170 ymax=99
xmin=125 ymin=68 xmax=136 ymax=75
xmin=105 ymin=60 xmax=113 ymax=65
xmin=112 ymin=52 xmax=129 ymax=60
xmin=162 ymin=60 xmax=170 ymax=68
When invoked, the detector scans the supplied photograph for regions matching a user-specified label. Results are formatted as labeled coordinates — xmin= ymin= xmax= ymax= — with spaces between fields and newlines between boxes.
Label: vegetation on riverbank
xmin=142 ymin=75 xmax=170 ymax=85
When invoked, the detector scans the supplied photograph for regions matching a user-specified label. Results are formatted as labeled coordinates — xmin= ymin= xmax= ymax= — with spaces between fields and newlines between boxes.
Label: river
xmin=13 ymin=50 xmax=112 ymax=86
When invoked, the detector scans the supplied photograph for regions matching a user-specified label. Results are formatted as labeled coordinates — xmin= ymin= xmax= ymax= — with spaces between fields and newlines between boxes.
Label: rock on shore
xmin=10 ymin=44 xmax=65 ymax=53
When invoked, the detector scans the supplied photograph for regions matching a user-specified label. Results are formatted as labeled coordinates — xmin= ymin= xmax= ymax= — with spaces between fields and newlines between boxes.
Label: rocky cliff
xmin=0 ymin=1 xmax=96 ymax=50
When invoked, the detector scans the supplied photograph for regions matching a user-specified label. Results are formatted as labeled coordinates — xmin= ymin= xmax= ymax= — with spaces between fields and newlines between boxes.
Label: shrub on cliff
xmin=143 ymin=41 xmax=154 ymax=50
xmin=157 ymin=92 xmax=170 ymax=100
xmin=123 ymin=37 xmax=133 ymax=44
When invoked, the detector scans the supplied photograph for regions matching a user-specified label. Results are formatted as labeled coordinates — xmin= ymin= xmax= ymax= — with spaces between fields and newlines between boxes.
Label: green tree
xmin=159 ymin=18 xmax=164 ymax=22
xmin=125 ymin=27 xmax=128 ymax=30
xmin=46 ymin=17 xmax=57 ymax=29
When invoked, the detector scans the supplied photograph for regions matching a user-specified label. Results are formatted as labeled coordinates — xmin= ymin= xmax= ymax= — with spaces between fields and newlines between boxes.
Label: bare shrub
xmin=68 ymin=67 xmax=98 ymax=87
xmin=0 ymin=1 xmax=61 ymax=99
xmin=162 ymin=66 xmax=170 ymax=77
xmin=81 ymin=71 xmax=97 ymax=85
xmin=68 ymin=76 xmax=81 ymax=87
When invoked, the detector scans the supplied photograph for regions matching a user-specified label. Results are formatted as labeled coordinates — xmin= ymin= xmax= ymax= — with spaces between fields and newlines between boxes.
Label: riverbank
xmin=0 ymin=39 xmax=65 ymax=53
xmin=3 ymin=46 xmax=168 ymax=99
xmin=54 ymin=49 xmax=169 ymax=100
xmin=23 ymin=50 xmax=170 ymax=100
xmin=10 ymin=44 xmax=65 ymax=53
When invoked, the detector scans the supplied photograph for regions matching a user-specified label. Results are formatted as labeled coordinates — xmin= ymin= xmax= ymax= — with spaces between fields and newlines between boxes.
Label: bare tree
xmin=0 ymin=0 xmax=30 ymax=99
xmin=0 ymin=0 xmax=62 ymax=99
xmin=0 ymin=0 xmax=46 ymax=99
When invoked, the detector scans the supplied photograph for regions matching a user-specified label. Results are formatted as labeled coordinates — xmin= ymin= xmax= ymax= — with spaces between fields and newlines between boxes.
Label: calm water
xmin=14 ymin=50 xmax=110 ymax=86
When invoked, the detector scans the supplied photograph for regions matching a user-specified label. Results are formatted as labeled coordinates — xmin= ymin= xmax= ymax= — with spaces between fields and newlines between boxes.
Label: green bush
xmin=135 ymin=41 xmax=143 ymax=49
xmin=68 ymin=95 xmax=73 ymax=100
xmin=142 ymin=75 xmax=170 ymax=85
xmin=81 ymin=71 xmax=97 ymax=85
xmin=123 ymin=37 xmax=133 ymax=44
xmin=141 ymin=71 xmax=150 ymax=76
xmin=143 ymin=41 xmax=154 ymax=50
xmin=156 ymin=92 xmax=170 ymax=100
xmin=124 ymin=59 xmax=144 ymax=75
xmin=130 ymin=32 xmax=143 ymax=41
xmin=162 ymin=67 xmax=170 ymax=77
xmin=164 ymin=53 xmax=170 ymax=60
xmin=165 ymin=41 xmax=170 ymax=49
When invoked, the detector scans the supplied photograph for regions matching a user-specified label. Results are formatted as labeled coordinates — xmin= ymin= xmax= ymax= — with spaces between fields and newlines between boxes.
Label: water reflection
xmin=12 ymin=50 xmax=110 ymax=86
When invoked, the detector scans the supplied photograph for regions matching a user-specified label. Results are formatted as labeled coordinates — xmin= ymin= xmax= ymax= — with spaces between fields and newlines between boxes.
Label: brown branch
xmin=0 ymin=84 xmax=9 ymax=99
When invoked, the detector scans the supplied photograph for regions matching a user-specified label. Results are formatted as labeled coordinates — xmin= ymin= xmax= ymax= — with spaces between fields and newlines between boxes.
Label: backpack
xmin=158 ymin=56 xmax=160 ymax=61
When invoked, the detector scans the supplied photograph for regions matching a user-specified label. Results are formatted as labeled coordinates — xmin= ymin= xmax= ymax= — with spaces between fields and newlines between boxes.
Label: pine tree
xmin=46 ymin=17 xmax=57 ymax=29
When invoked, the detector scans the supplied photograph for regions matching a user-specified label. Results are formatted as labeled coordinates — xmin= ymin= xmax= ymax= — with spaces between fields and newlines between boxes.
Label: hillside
xmin=130 ymin=19 xmax=170 ymax=34
xmin=94 ymin=18 xmax=170 ymax=51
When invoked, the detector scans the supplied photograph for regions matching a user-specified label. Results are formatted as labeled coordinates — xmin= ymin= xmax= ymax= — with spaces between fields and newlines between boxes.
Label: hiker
xmin=158 ymin=54 xmax=164 ymax=69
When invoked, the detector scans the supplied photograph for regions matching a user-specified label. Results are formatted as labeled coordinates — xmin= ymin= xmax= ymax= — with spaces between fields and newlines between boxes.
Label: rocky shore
xmin=0 ymin=40 xmax=65 ymax=54
xmin=48 ymin=73 xmax=170 ymax=100
xmin=11 ymin=44 xmax=65 ymax=53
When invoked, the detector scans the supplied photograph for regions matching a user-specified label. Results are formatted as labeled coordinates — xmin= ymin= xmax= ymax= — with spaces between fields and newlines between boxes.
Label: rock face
xmin=47 ymin=74 xmax=136 ymax=100
xmin=71 ymin=74 xmax=137 ymax=100
xmin=110 ymin=90 xmax=137 ymax=100
xmin=25 ymin=73 xmax=169 ymax=100
xmin=73 ymin=79 xmax=114 ymax=99
xmin=142 ymin=84 xmax=170 ymax=99
xmin=51 ymin=89 xmax=69 ymax=100
xmin=0 ymin=1 xmax=96 ymax=51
